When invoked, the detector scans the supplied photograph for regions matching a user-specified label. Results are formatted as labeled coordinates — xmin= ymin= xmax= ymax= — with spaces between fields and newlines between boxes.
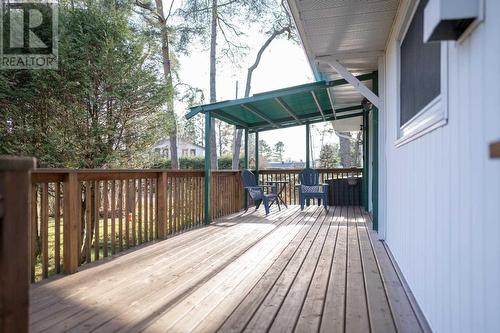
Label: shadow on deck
xmin=30 ymin=205 xmax=429 ymax=333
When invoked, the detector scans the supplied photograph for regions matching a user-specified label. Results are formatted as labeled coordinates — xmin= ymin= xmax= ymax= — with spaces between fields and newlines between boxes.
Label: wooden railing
xmin=29 ymin=169 xmax=243 ymax=282
xmin=211 ymin=171 xmax=244 ymax=220
xmin=0 ymin=157 xmax=35 ymax=333
xmin=27 ymin=167 xmax=359 ymax=282
xmin=258 ymin=168 xmax=363 ymax=205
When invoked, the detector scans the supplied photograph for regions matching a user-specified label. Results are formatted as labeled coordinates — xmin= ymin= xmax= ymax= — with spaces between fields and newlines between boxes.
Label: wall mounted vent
xmin=424 ymin=0 xmax=481 ymax=42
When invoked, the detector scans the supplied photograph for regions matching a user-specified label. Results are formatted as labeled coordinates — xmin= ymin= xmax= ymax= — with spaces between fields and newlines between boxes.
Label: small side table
xmin=266 ymin=180 xmax=289 ymax=208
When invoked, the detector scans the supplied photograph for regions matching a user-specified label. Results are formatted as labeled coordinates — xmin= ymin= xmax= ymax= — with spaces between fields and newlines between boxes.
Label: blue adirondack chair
xmin=241 ymin=170 xmax=280 ymax=215
xmin=298 ymin=168 xmax=329 ymax=210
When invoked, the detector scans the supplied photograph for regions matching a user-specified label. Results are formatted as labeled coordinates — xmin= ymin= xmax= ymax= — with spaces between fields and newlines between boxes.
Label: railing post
xmin=157 ymin=172 xmax=168 ymax=238
xmin=0 ymin=156 xmax=35 ymax=333
xmin=63 ymin=172 xmax=79 ymax=274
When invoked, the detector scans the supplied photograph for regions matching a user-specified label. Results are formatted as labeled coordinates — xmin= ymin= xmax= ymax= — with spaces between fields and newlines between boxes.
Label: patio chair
xmin=298 ymin=168 xmax=328 ymax=210
xmin=241 ymin=169 xmax=280 ymax=215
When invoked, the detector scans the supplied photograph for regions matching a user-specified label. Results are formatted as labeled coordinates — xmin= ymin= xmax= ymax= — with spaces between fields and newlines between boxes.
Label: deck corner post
xmin=0 ymin=156 xmax=35 ymax=333
xmin=63 ymin=171 xmax=79 ymax=275
xmin=157 ymin=172 xmax=168 ymax=239
xmin=204 ymin=112 xmax=212 ymax=225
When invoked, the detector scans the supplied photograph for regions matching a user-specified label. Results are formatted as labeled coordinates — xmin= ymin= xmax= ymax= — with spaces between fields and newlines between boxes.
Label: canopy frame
xmin=192 ymin=72 xmax=379 ymax=224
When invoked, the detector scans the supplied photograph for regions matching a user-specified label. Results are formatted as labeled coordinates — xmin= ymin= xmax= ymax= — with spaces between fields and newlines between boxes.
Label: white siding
xmin=382 ymin=1 xmax=500 ymax=332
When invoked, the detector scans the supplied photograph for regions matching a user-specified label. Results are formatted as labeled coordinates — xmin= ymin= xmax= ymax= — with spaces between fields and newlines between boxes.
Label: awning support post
xmin=305 ymin=123 xmax=311 ymax=169
xmin=363 ymin=110 xmax=369 ymax=211
xmin=254 ymin=132 xmax=259 ymax=178
xmin=372 ymin=71 xmax=379 ymax=231
xmin=244 ymin=129 xmax=249 ymax=209
xmin=204 ymin=112 xmax=212 ymax=225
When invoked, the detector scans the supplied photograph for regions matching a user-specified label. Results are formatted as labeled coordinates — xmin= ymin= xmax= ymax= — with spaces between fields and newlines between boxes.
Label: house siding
xmin=382 ymin=1 xmax=500 ymax=332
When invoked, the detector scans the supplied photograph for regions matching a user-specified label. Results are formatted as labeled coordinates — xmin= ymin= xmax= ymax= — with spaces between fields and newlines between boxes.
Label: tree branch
xmin=244 ymin=25 xmax=290 ymax=97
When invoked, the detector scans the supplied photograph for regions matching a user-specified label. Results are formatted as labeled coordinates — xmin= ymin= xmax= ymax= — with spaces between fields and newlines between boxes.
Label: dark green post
xmin=362 ymin=110 xmax=369 ymax=211
xmin=305 ymin=123 xmax=311 ymax=168
xmin=244 ymin=129 xmax=249 ymax=209
xmin=204 ymin=112 xmax=212 ymax=224
xmin=254 ymin=131 xmax=259 ymax=178
xmin=372 ymin=71 xmax=379 ymax=231
xmin=244 ymin=129 xmax=249 ymax=169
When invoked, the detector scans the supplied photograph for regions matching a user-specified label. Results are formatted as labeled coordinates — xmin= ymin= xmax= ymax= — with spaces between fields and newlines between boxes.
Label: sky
xmin=176 ymin=22 xmax=340 ymax=161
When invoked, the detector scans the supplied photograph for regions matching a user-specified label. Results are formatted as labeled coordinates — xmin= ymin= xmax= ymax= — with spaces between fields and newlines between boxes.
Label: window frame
xmin=395 ymin=0 xmax=449 ymax=148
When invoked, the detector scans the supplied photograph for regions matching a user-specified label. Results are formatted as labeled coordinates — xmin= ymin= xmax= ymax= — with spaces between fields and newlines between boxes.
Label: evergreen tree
xmin=0 ymin=1 xmax=169 ymax=168
xmin=319 ymin=144 xmax=340 ymax=168
xmin=274 ymin=141 xmax=285 ymax=162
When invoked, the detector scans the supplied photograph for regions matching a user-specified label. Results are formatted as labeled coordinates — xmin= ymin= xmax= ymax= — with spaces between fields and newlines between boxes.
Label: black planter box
xmin=326 ymin=177 xmax=362 ymax=206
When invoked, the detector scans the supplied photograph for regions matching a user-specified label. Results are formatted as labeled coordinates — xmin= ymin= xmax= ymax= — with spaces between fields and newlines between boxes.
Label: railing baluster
xmin=138 ymin=178 xmax=142 ymax=244
xmin=55 ymin=182 xmax=61 ymax=273
xmin=31 ymin=185 xmax=37 ymax=282
xmin=41 ymin=182 xmax=48 ymax=279
xmin=118 ymin=180 xmax=123 ymax=252
xmin=85 ymin=181 xmax=92 ymax=263
xmin=94 ymin=180 xmax=100 ymax=260
xmin=144 ymin=179 xmax=149 ymax=243
xmin=103 ymin=180 xmax=108 ymax=258
xmin=111 ymin=180 xmax=116 ymax=254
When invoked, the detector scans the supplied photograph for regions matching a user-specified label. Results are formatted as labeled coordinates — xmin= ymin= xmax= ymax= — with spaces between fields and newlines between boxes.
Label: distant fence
xmin=29 ymin=169 xmax=243 ymax=282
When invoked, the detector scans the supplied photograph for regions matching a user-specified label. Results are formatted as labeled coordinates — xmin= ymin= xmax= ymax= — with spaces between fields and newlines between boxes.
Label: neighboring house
xmin=153 ymin=138 xmax=204 ymax=158
xmin=288 ymin=0 xmax=500 ymax=332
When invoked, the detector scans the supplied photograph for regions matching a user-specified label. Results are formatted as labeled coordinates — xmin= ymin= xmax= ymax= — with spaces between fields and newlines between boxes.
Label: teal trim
xmin=372 ymin=71 xmax=379 ymax=231
xmin=246 ymin=110 xmax=365 ymax=133
xmin=204 ymin=112 xmax=212 ymax=225
xmin=242 ymin=105 xmax=363 ymax=131
xmin=185 ymin=73 xmax=373 ymax=120
xmin=254 ymin=132 xmax=259 ymax=177
xmin=305 ymin=124 xmax=310 ymax=168
xmin=244 ymin=129 xmax=249 ymax=209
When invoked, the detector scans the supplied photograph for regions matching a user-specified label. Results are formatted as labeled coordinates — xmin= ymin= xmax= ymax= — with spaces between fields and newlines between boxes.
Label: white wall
xmin=383 ymin=1 xmax=500 ymax=332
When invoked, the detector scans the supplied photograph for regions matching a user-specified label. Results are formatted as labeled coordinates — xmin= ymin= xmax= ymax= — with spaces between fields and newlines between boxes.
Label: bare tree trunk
xmin=209 ymin=0 xmax=218 ymax=169
xmin=353 ymin=131 xmax=362 ymax=166
xmin=231 ymin=26 xmax=290 ymax=170
xmin=339 ymin=132 xmax=352 ymax=168
xmin=155 ymin=0 xmax=179 ymax=169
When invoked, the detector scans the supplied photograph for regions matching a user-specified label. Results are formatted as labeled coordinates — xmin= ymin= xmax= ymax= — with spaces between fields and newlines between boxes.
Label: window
xmin=162 ymin=148 xmax=169 ymax=158
xmin=190 ymin=149 xmax=196 ymax=157
xmin=182 ymin=149 xmax=188 ymax=157
xmin=396 ymin=0 xmax=448 ymax=147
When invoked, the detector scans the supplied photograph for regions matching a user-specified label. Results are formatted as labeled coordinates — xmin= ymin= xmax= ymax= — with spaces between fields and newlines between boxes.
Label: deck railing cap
xmin=0 ymin=156 xmax=36 ymax=171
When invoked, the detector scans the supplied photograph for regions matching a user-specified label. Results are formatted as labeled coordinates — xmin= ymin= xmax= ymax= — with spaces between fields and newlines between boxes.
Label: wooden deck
xmin=30 ymin=206 xmax=428 ymax=333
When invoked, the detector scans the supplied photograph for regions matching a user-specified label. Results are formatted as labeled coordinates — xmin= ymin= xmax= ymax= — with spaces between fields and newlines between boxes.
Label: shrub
xmin=150 ymin=156 xmax=245 ymax=170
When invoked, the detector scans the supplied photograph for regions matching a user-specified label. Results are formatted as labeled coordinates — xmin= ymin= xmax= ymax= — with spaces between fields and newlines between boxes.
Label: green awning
xmin=186 ymin=73 xmax=373 ymax=133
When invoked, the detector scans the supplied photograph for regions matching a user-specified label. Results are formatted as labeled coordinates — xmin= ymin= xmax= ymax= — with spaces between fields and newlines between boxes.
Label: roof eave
xmin=286 ymin=0 xmax=323 ymax=81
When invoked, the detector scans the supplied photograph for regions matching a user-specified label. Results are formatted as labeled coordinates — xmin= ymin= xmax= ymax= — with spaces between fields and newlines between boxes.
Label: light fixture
xmin=424 ymin=0 xmax=481 ymax=42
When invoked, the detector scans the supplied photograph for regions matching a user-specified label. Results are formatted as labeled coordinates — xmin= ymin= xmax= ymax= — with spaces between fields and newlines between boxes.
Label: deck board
xmin=30 ymin=206 xmax=426 ymax=333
